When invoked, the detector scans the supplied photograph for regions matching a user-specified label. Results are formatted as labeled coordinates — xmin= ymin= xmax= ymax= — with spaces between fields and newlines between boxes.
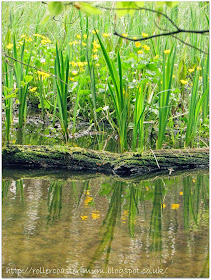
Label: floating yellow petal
xmin=171 ymin=204 xmax=179 ymax=209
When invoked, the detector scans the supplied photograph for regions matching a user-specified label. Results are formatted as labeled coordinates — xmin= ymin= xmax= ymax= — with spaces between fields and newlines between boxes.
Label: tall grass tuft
xmin=96 ymin=32 xmax=128 ymax=152
xmin=157 ymin=47 xmax=176 ymax=149
xmin=54 ymin=43 xmax=69 ymax=142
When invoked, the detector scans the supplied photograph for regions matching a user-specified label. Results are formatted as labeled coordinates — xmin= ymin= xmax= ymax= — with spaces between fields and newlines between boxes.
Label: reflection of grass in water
xmin=85 ymin=182 xmax=123 ymax=274
xmin=2 ymin=180 xmax=11 ymax=202
xmin=47 ymin=181 xmax=63 ymax=222
xmin=128 ymin=185 xmax=139 ymax=237
xmin=149 ymin=179 xmax=163 ymax=252
xmin=199 ymin=252 xmax=209 ymax=278
xmin=16 ymin=179 xmax=24 ymax=202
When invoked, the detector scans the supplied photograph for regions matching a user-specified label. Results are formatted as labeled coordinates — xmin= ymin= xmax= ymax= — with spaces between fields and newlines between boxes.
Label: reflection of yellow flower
xmin=6 ymin=43 xmax=13 ymax=49
xmin=37 ymin=70 xmax=50 ymax=78
xmin=153 ymin=54 xmax=159 ymax=59
xmin=142 ymin=32 xmax=148 ymax=37
xmin=103 ymin=33 xmax=111 ymax=37
xmin=80 ymin=215 xmax=88 ymax=221
xmin=180 ymin=79 xmax=188 ymax=85
xmin=171 ymin=204 xmax=179 ymax=209
xmin=197 ymin=66 xmax=202 ymax=70
xmin=135 ymin=42 xmax=141 ymax=48
xmin=179 ymin=191 xmax=183 ymax=195
xmin=92 ymin=211 xmax=100 ymax=219
xmin=72 ymin=71 xmax=78 ymax=76
xmin=163 ymin=49 xmax=170 ymax=54
xmin=188 ymin=68 xmax=195 ymax=73
xmin=29 ymin=87 xmax=37 ymax=92
xmin=142 ymin=44 xmax=150 ymax=51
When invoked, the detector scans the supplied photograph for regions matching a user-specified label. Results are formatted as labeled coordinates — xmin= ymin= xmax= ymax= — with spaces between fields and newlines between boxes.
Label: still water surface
xmin=2 ymin=171 xmax=209 ymax=278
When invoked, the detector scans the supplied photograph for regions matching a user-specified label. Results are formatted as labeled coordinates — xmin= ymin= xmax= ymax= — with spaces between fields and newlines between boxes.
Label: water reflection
xmin=2 ymin=171 xmax=209 ymax=278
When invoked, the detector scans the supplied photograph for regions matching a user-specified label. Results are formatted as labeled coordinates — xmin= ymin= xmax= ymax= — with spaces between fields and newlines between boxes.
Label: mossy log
xmin=2 ymin=145 xmax=209 ymax=176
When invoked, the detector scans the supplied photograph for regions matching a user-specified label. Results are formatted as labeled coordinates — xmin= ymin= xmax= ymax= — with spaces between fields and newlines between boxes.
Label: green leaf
xmin=40 ymin=11 xmax=50 ymax=25
xmin=166 ymin=1 xmax=178 ymax=8
xmin=48 ymin=2 xmax=64 ymax=16
xmin=25 ymin=75 xmax=33 ymax=83
xmin=5 ymin=92 xmax=17 ymax=99
xmin=116 ymin=2 xmax=137 ymax=17
xmin=75 ymin=2 xmax=102 ymax=16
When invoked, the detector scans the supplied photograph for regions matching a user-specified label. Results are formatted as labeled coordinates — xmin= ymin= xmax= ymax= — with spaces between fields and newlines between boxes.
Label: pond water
xmin=2 ymin=170 xmax=209 ymax=278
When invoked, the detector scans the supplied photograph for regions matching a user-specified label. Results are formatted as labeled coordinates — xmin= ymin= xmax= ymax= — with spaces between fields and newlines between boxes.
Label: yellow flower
xmin=122 ymin=33 xmax=128 ymax=37
xmin=179 ymin=191 xmax=183 ymax=195
xmin=192 ymin=179 xmax=196 ymax=183
xmin=199 ymin=76 xmax=202 ymax=79
xmin=69 ymin=41 xmax=79 ymax=45
xmin=135 ymin=42 xmax=141 ymax=48
xmin=180 ymin=79 xmax=188 ymax=85
xmin=133 ymin=37 xmax=137 ymax=40
xmin=137 ymin=50 xmax=143 ymax=54
xmin=84 ymin=190 xmax=90 ymax=195
xmin=83 ymin=34 xmax=87 ymax=39
xmin=33 ymin=34 xmax=43 ymax=38
xmin=80 ymin=215 xmax=88 ymax=221
xmin=145 ymin=186 xmax=149 ymax=191
xmin=103 ymin=33 xmax=111 ymax=37
xmin=68 ymin=77 xmax=74 ymax=81
xmin=171 ymin=204 xmax=179 ymax=210
xmin=92 ymin=54 xmax=99 ymax=59
xmin=19 ymin=42 xmax=23 ymax=45
xmin=82 ymin=42 xmax=86 ymax=46
xmin=142 ymin=32 xmax=148 ymax=37
xmin=92 ymin=48 xmax=98 ymax=53
xmin=6 ymin=43 xmax=13 ymax=49
xmin=153 ymin=55 xmax=159 ymax=59
xmin=188 ymin=68 xmax=195 ymax=73
xmin=76 ymin=34 xmax=81 ymax=39
xmin=41 ymin=38 xmax=51 ymax=45
xmin=161 ymin=204 xmax=166 ymax=208
xmin=37 ymin=70 xmax=50 ymax=78
xmin=142 ymin=44 xmax=150 ymax=51
xmin=72 ymin=71 xmax=78 ymax=76
xmin=197 ymin=66 xmax=202 ymax=70
xmin=21 ymin=34 xmax=27 ymax=38
xmin=93 ymin=41 xmax=100 ymax=49
xmin=92 ymin=211 xmax=100 ymax=219
xmin=163 ymin=49 xmax=170 ymax=54
xmin=29 ymin=87 xmax=37 ymax=93
xmin=172 ymin=74 xmax=175 ymax=78
xmin=77 ymin=62 xmax=84 ymax=67
xmin=26 ymin=37 xmax=33 ymax=42
xmin=160 ymin=81 xmax=163 ymax=84
xmin=92 ymin=29 xmax=99 ymax=34
xmin=70 ymin=61 xmax=77 ymax=67
xmin=96 ymin=63 xmax=100 ymax=67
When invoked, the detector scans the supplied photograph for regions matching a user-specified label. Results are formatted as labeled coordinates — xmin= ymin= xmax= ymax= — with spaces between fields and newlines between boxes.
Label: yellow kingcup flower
xmin=41 ymin=38 xmax=51 ymax=45
xmin=192 ymin=179 xmax=196 ymax=183
xmin=179 ymin=191 xmax=183 ymax=195
xmin=37 ymin=71 xmax=50 ymax=78
xmin=26 ymin=37 xmax=33 ymax=42
xmin=76 ymin=34 xmax=81 ymax=39
xmin=82 ymin=42 xmax=86 ymax=46
xmin=19 ymin=42 xmax=23 ymax=45
xmin=122 ymin=33 xmax=128 ymax=37
xmin=199 ymin=76 xmax=202 ymax=79
xmin=197 ymin=66 xmax=202 ymax=70
xmin=137 ymin=50 xmax=143 ymax=54
xmin=171 ymin=204 xmax=179 ymax=210
xmin=69 ymin=41 xmax=79 ymax=45
xmin=161 ymin=204 xmax=166 ymax=208
xmin=153 ymin=54 xmax=159 ymax=59
xmin=93 ymin=41 xmax=100 ymax=49
xmin=142 ymin=32 xmax=148 ymax=37
xmin=103 ymin=33 xmax=111 ymax=37
xmin=172 ymin=74 xmax=175 ymax=78
xmin=21 ymin=34 xmax=27 ymax=38
xmin=92 ymin=48 xmax=98 ymax=53
xmin=135 ymin=42 xmax=141 ymax=48
xmin=142 ymin=44 xmax=150 ymax=51
xmin=29 ymin=87 xmax=37 ymax=93
xmin=92 ymin=29 xmax=99 ymax=34
xmin=6 ymin=43 xmax=13 ymax=49
xmin=72 ymin=71 xmax=78 ymax=76
xmin=83 ymin=34 xmax=87 ymax=39
xmin=68 ymin=77 xmax=75 ymax=81
xmin=180 ymin=79 xmax=188 ymax=85
xmin=34 ymin=33 xmax=42 ymax=37
xmin=77 ymin=62 xmax=84 ymax=67
xmin=163 ymin=49 xmax=170 ymax=54
xmin=188 ymin=68 xmax=195 ymax=73
xmin=70 ymin=61 xmax=77 ymax=67
xmin=133 ymin=37 xmax=137 ymax=40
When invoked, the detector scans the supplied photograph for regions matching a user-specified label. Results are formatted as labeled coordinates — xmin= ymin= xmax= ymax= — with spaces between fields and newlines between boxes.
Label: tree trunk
xmin=2 ymin=145 xmax=209 ymax=176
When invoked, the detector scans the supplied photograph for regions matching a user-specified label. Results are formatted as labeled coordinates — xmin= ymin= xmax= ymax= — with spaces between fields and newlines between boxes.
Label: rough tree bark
xmin=2 ymin=145 xmax=209 ymax=176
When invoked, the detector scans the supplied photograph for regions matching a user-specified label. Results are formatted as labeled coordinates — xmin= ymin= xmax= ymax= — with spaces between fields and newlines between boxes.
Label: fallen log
xmin=2 ymin=145 xmax=209 ymax=176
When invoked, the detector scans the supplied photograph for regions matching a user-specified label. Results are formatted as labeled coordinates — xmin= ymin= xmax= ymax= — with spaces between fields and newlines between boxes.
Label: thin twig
xmin=3 ymin=53 xmax=71 ymax=88
xmin=150 ymin=149 xmax=161 ymax=169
